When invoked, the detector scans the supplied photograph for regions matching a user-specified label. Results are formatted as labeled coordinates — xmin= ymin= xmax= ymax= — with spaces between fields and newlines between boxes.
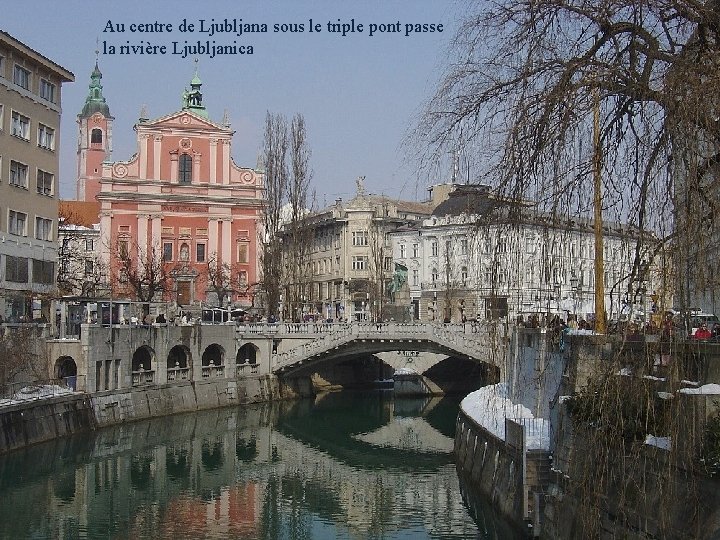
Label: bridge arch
xmin=202 ymin=344 xmax=225 ymax=366
xmin=132 ymin=346 xmax=155 ymax=372
xmin=55 ymin=356 xmax=78 ymax=390
xmin=236 ymin=343 xmax=258 ymax=366
xmin=167 ymin=345 xmax=192 ymax=382
xmin=167 ymin=345 xmax=191 ymax=369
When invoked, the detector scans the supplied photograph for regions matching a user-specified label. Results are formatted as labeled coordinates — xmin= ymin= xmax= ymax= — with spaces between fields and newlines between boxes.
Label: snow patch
xmin=460 ymin=383 xmax=550 ymax=450
xmin=644 ymin=435 xmax=671 ymax=450
xmin=678 ymin=384 xmax=720 ymax=395
xmin=0 ymin=384 xmax=75 ymax=408
xmin=617 ymin=367 xmax=633 ymax=376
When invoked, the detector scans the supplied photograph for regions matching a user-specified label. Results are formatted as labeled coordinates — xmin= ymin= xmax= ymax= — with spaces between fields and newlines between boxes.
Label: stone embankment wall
xmin=0 ymin=395 xmax=96 ymax=454
xmin=454 ymin=408 xmax=551 ymax=534
xmin=0 ymin=375 xmax=281 ymax=455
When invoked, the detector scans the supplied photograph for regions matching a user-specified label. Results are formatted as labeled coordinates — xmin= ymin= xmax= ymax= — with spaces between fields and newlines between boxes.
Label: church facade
xmin=74 ymin=66 xmax=264 ymax=308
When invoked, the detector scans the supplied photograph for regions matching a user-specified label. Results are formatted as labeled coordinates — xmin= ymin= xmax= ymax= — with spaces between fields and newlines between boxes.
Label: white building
xmin=390 ymin=184 xmax=659 ymax=324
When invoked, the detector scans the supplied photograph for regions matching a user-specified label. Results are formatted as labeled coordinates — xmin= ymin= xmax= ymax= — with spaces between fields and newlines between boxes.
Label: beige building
xmin=0 ymin=32 xmax=73 ymax=320
xmin=281 ymin=180 xmax=434 ymax=322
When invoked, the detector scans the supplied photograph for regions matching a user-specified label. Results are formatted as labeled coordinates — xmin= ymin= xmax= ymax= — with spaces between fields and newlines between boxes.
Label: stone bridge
xmin=44 ymin=320 xmax=507 ymax=395
xmin=271 ymin=321 xmax=506 ymax=377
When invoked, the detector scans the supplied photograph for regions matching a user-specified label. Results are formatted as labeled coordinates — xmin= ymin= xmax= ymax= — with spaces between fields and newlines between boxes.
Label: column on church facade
xmin=153 ymin=136 xmax=162 ymax=179
xmin=139 ymin=134 xmax=149 ymax=179
xmin=209 ymin=138 xmax=217 ymax=184
xmin=221 ymin=218 xmax=232 ymax=265
xmin=137 ymin=214 xmax=150 ymax=259
xmin=150 ymin=214 xmax=162 ymax=249
xmin=222 ymin=140 xmax=230 ymax=185
xmin=170 ymin=151 xmax=178 ymax=182
xmin=208 ymin=218 xmax=219 ymax=259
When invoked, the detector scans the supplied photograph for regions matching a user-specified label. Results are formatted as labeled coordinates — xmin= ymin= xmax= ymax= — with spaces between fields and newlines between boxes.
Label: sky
xmin=2 ymin=0 xmax=460 ymax=205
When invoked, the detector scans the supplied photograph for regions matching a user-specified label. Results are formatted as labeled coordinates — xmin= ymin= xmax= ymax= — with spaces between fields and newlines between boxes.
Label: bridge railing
xmin=271 ymin=320 xmax=506 ymax=371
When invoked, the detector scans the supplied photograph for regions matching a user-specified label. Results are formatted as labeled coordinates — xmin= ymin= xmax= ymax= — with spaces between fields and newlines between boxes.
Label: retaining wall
xmin=454 ymin=408 xmax=551 ymax=535
xmin=0 ymin=375 xmax=280 ymax=454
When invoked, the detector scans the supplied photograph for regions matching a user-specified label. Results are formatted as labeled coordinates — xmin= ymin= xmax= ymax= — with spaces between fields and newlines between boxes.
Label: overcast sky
xmin=3 ymin=0 xmax=459 ymax=204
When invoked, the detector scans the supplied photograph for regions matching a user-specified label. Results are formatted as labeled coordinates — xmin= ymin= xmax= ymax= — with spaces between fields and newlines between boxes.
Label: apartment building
xmin=391 ymin=183 xmax=661 ymax=323
xmin=0 ymin=31 xmax=73 ymax=321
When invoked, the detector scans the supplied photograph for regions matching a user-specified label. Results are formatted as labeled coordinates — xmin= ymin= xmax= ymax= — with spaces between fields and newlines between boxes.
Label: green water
xmin=0 ymin=391 xmax=523 ymax=539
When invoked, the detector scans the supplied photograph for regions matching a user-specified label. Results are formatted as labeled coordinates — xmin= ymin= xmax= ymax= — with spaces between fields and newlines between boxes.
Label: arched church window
xmin=91 ymin=128 xmax=103 ymax=144
xmin=179 ymin=154 xmax=192 ymax=183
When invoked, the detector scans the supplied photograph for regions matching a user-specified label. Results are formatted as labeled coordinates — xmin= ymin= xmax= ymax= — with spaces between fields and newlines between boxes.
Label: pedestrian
xmin=694 ymin=323 xmax=712 ymax=340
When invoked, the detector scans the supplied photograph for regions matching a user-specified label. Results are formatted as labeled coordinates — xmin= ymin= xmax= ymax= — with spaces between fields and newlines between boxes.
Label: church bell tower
xmin=77 ymin=60 xmax=113 ymax=202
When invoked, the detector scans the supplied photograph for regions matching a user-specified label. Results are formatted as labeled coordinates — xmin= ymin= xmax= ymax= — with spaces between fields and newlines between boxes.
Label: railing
xmin=236 ymin=363 xmax=259 ymax=377
xmin=166 ymin=367 xmax=190 ymax=382
xmin=131 ymin=369 xmax=155 ymax=386
xmin=201 ymin=364 xmax=225 ymax=378
xmin=271 ymin=321 xmax=499 ymax=370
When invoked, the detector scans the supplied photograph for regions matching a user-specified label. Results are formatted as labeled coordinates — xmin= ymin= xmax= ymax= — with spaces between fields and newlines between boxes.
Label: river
xmin=0 ymin=391 xmax=524 ymax=539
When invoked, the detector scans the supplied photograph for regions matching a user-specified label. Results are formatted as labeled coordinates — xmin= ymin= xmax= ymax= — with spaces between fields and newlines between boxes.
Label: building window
xmin=36 ymin=170 xmax=54 ymax=196
xmin=196 ymin=243 xmax=206 ymax=262
xmin=352 ymin=230 xmax=368 ymax=246
xmin=10 ymin=160 xmax=28 ymax=187
xmin=11 ymin=111 xmax=29 ymax=140
xmin=9 ymin=210 xmax=27 ymax=236
xmin=91 ymin=128 xmax=102 ymax=144
xmin=352 ymin=256 xmax=367 ymax=270
xmin=238 ymin=243 xmax=249 ymax=263
xmin=498 ymin=236 xmax=508 ymax=254
xmin=39 ymin=79 xmax=56 ymax=103
xmin=85 ymin=238 xmax=95 ymax=251
xmin=460 ymin=239 xmax=468 ymax=255
xmin=412 ymin=269 xmax=419 ymax=286
xmin=163 ymin=242 xmax=173 ymax=261
xmin=85 ymin=259 xmax=94 ymax=275
xmin=384 ymin=256 xmax=392 ymax=271
xmin=179 ymin=154 xmax=192 ymax=183
xmin=13 ymin=65 xmax=30 ymax=90
xmin=431 ymin=267 xmax=439 ymax=284
xmin=461 ymin=266 xmax=468 ymax=285
xmin=412 ymin=243 xmax=419 ymax=258
xmin=6 ymin=255 xmax=28 ymax=283
xmin=38 ymin=124 xmax=55 ymax=150
xmin=35 ymin=217 xmax=52 ymax=241
xmin=431 ymin=240 xmax=438 ymax=257
xmin=238 ymin=270 xmax=248 ymax=286
xmin=32 ymin=259 xmax=54 ymax=284
xmin=399 ymin=244 xmax=406 ymax=258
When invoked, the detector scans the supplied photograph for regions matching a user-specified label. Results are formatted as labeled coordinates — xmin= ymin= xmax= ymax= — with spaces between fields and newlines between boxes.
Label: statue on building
xmin=388 ymin=263 xmax=408 ymax=302
xmin=356 ymin=175 xmax=366 ymax=196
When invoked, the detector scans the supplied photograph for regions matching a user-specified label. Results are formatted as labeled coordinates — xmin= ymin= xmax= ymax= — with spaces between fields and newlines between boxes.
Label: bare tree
xmin=367 ymin=212 xmax=390 ymax=322
xmin=283 ymin=113 xmax=315 ymax=320
xmin=414 ymin=3 xmax=720 ymax=533
xmin=204 ymin=253 xmax=237 ymax=306
xmin=0 ymin=326 xmax=47 ymax=391
xmin=416 ymin=0 xmax=720 ymax=307
xmin=113 ymin=240 xmax=170 ymax=315
xmin=259 ymin=112 xmax=288 ymax=319
xmin=57 ymin=208 xmax=108 ymax=298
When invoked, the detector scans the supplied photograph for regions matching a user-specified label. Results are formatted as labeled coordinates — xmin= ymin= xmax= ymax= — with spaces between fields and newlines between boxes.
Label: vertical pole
xmin=593 ymin=86 xmax=607 ymax=333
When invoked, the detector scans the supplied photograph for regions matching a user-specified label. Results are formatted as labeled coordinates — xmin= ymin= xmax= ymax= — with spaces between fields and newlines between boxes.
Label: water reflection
xmin=0 ymin=392 xmax=523 ymax=539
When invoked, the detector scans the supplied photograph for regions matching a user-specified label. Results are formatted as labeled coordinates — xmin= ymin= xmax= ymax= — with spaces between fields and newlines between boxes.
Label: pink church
xmin=76 ymin=65 xmax=264 ymax=307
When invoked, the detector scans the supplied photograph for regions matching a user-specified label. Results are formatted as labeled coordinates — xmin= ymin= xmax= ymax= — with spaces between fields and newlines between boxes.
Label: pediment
xmin=141 ymin=110 xmax=231 ymax=133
